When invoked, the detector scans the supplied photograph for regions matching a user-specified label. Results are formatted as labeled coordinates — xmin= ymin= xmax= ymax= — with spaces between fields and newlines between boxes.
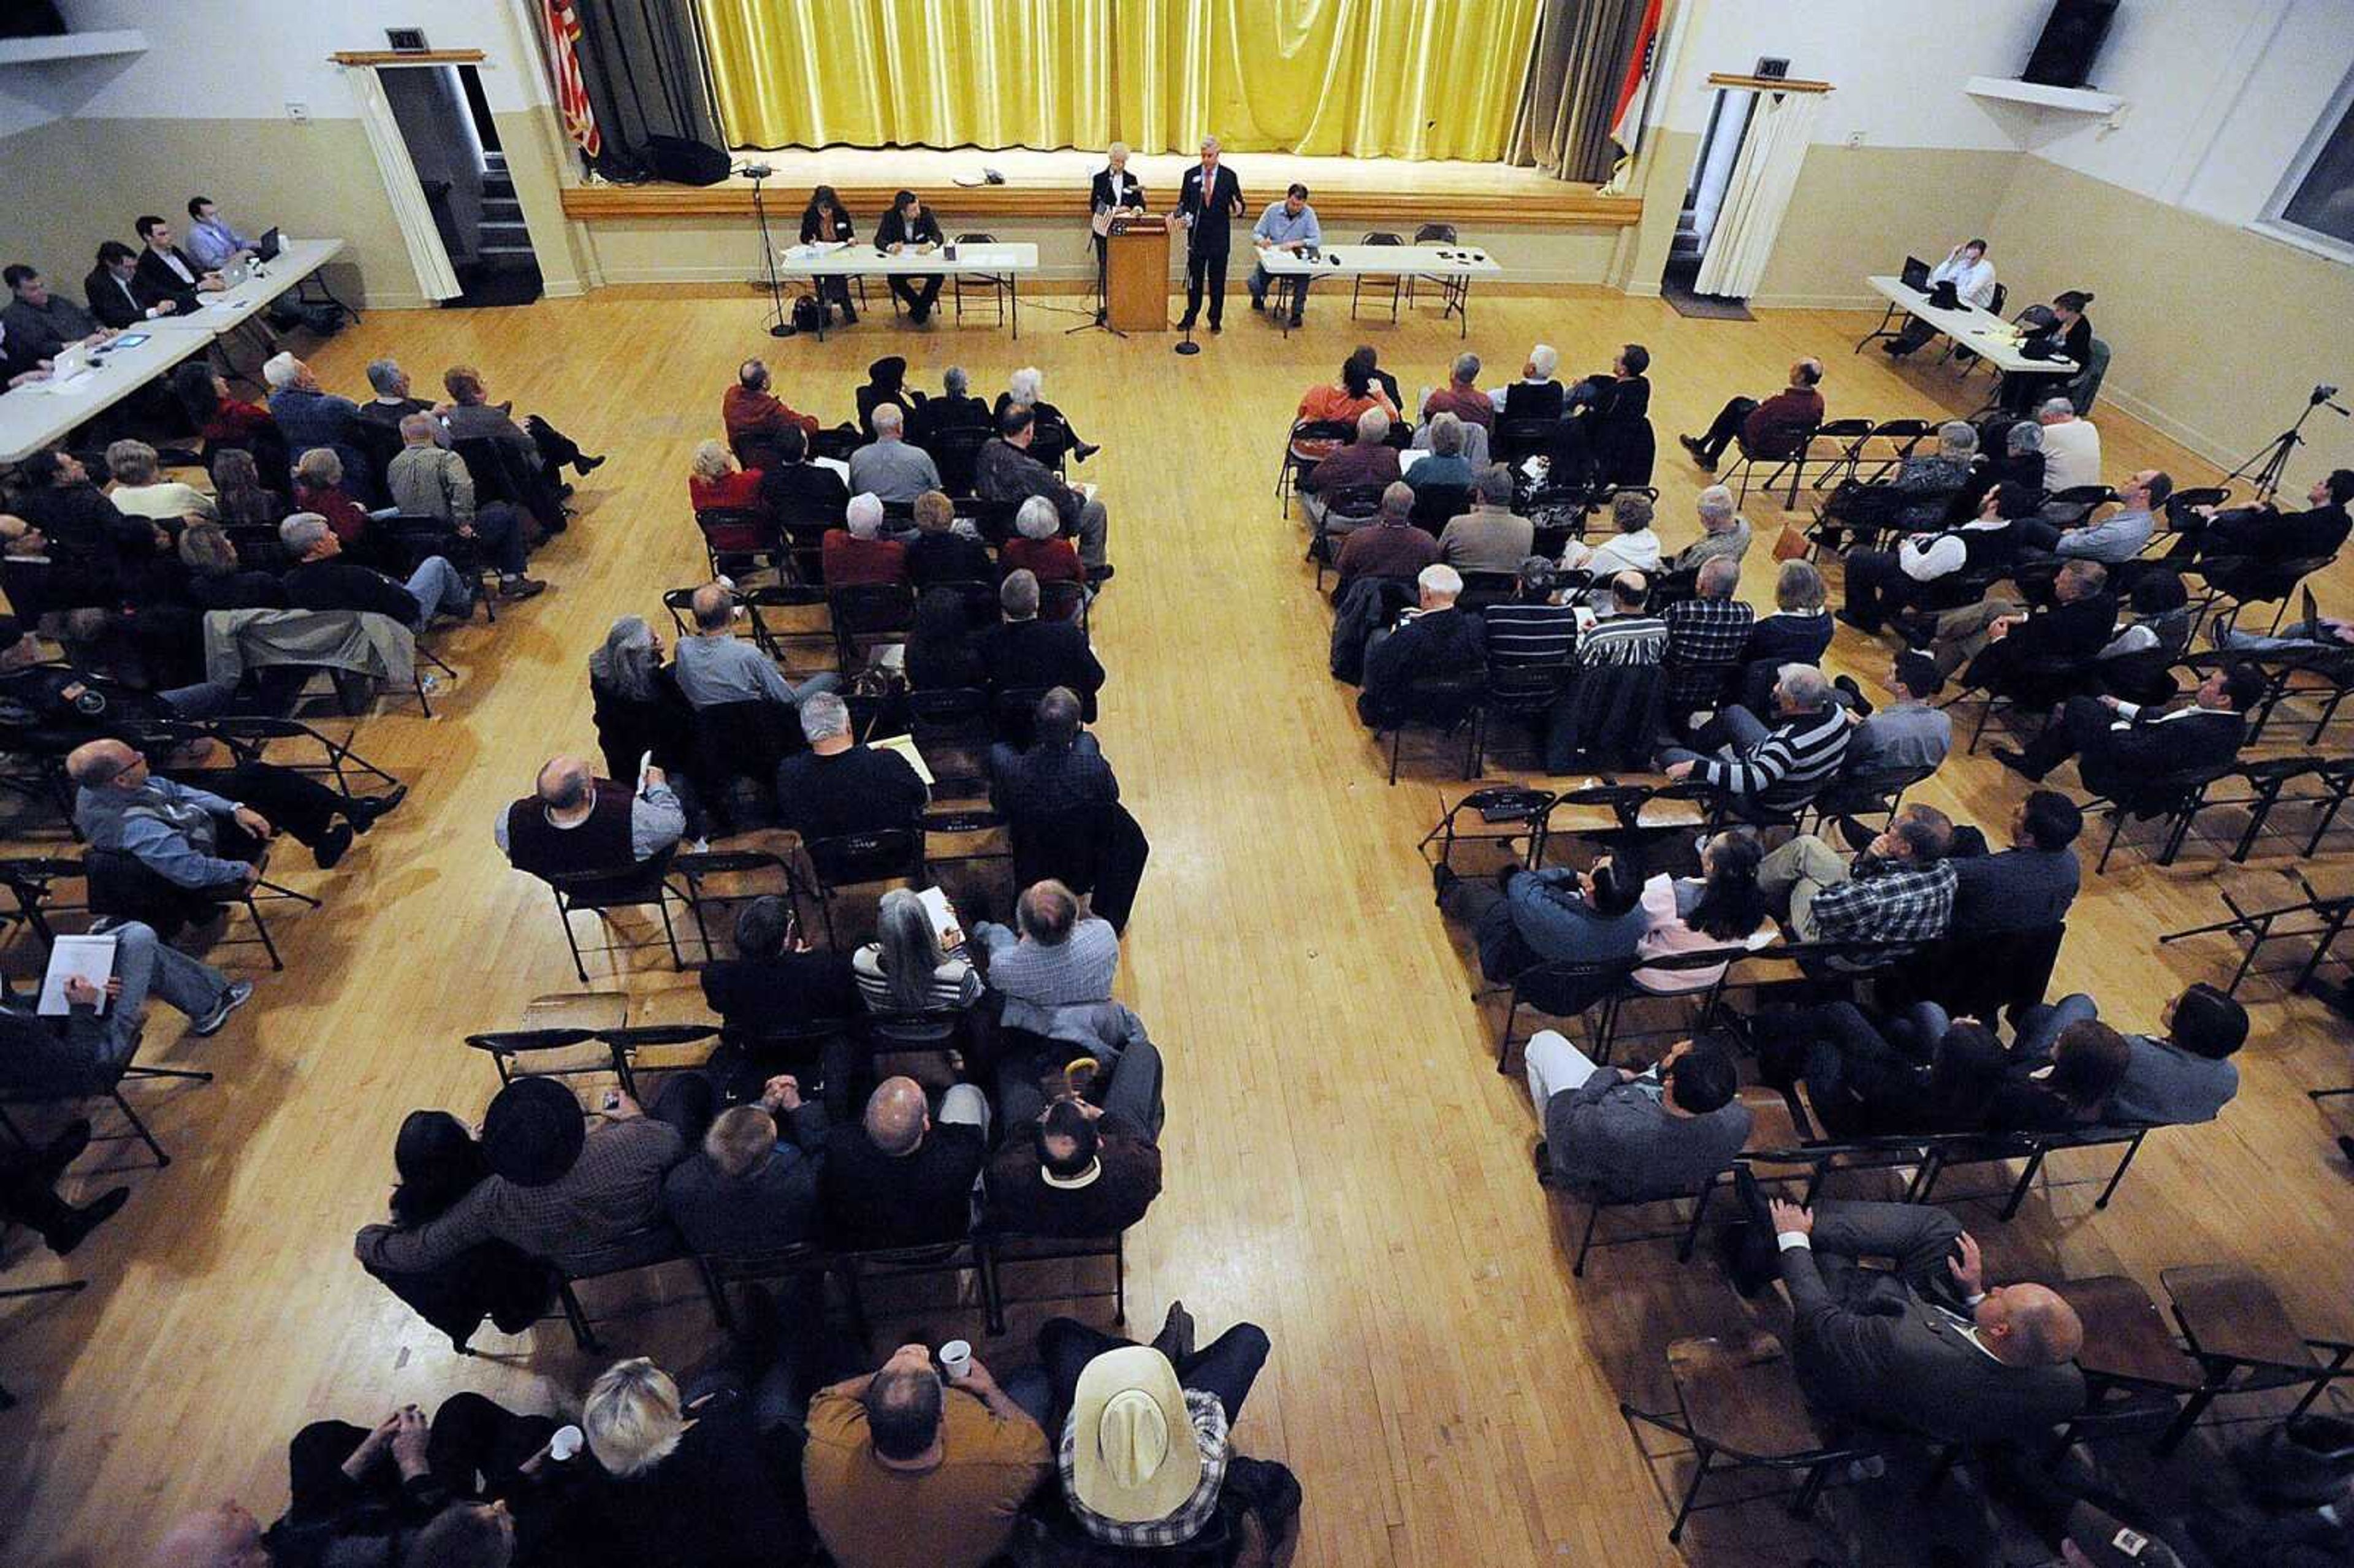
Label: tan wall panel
xmin=1750 ymin=145 xmax=2021 ymax=310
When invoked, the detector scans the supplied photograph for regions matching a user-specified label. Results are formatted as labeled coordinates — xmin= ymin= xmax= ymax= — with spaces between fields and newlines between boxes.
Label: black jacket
xmin=1358 ymin=607 xmax=1486 ymax=729
xmin=132 ymin=245 xmax=207 ymax=311
xmin=701 ymin=951 xmax=859 ymax=1038
xmin=905 ymin=530 xmax=996 ymax=588
xmin=1090 ymin=168 xmax=1146 ymax=215
xmin=974 ymin=618 xmax=1105 ymax=717
xmin=873 ymin=204 xmax=943 ymax=252
xmin=1948 ymin=845 xmax=2080 ymax=934
xmin=283 ymin=558 xmax=419 ymax=623
xmin=799 ymin=204 xmax=855 ymax=245
xmin=2204 ymin=500 xmax=2352 ymax=565
xmin=2082 ymin=707 xmax=2246 ymax=804
xmin=758 ymin=460 xmax=850 ymax=523
xmin=83 ymin=264 xmax=153 ymax=329
xmin=821 ymin=1122 xmax=987 ymax=1247
xmin=1176 ymin=162 xmax=1244 ymax=245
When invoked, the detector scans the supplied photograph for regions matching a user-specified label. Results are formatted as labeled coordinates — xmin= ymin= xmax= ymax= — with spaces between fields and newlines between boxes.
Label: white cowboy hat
xmin=1067 ymin=1345 xmax=1199 ymax=1522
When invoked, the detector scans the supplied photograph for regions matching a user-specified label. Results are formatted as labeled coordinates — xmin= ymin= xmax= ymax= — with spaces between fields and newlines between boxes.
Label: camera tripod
xmin=2224 ymin=385 xmax=2350 ymax=499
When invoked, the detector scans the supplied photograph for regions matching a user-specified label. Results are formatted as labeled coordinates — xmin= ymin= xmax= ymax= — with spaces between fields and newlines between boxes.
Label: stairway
xmin=452 ymin=151 xmax=543 ymax=308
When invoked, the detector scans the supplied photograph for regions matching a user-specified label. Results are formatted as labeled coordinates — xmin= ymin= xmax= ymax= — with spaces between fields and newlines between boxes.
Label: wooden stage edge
xmin=559 ymin=181 xmax=1642 ymax=228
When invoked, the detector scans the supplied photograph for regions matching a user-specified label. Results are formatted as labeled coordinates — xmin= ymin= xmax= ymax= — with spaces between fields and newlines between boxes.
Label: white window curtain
xmin=343 ymin=66 xmax=463 ymax=302
xmin=1693 ymin=86 xmax=1822 ymax=300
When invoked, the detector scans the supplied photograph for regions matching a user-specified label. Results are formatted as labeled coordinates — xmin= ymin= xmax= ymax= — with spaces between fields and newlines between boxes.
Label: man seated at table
xmin=1881 ymin=238 xmax=1995 ymax=356
xmin=1679 ymin=358 xmax=1824 ymax=473
xmin=131 ymin=214 xmax=226 ymax=311
xmin=1301 ymin=407 xmax=1401 ymax=531
xmin=1247 ymin=183 xmax=1322 ymax=326
xmin=874 ymin=189 xmax=947 ymax=324
xmin=723 ymin=357 xmax=820 ymax=460
xmin=280 ymin=513 xmax=472 ymax=629
xmin=386 ymin=414 xmax=545 ymax=601
xmin=847 ymin=403 xmax=943 ymax=504
xmin=181 ymin=196 xmax=259 ymax=273
xmin=977 ymin=407 xmax=1111 ymax=579
xmin=1994 ymin=661 xmax=2264 ymax=790
xmin=84 ymin=241 xmax=180 ymax=327
xmin=2 ymin=264 xmax=110 ymax=365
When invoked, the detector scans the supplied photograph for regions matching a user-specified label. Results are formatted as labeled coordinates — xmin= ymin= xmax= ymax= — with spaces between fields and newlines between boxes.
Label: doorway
xmin=1661 ymin=86 xmax=1756 ymax=318
xmin=380 ymin=63 xmax=544 ymax=308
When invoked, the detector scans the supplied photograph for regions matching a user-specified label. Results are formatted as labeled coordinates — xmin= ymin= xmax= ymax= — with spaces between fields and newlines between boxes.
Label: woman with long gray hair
xmin=586 ymin=615 xmax=689 ymax=785
xmin=853 ymin=886 xmax=983 ymax=1013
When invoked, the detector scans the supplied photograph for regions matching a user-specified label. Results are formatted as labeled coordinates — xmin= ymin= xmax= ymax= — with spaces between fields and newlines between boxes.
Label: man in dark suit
xmin=1949 ymin=790 xmax=2083 ymax=934
xmin=1954 ymin=558 xmax=2117 ymax=691
xmin=1088 ymin=143 xmax=1146 ymax=324
xmin=84 ymin=242 xmax=177 ymax=328
xmin=976 ymin=569 xmax=1106 ymax=721
xmin=131 ymin=215 xmax=223 ymax=313
xmin=872 ymin=189 xmax=946 ymax=324
xmin=1175 ymin=136 xmax=1244 ymax=332
xmin=662 ymin=1079 xmax=829 ymax=1257
xmin=2175 ymin=469 xmax=2354 ymax=566
xmin=755 ymin=424 xmax=850 ymax=523
xmin=699 ymin=895 xmax=859 ymax=1040
xmin=1995 ymin=661 xmax=2263 ymax=796
xmin=1358 ymin=563 xmax=1487 ymax=729
xmin=1769 ymin=1196 xmax=2085 ymax=1445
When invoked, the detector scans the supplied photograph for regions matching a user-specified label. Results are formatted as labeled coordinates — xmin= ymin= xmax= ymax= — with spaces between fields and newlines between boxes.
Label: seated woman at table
xmin=1999 ymin=290 xmax=2094 ymax=414
xmin=799 ymin=183 xmax=859 ymax=325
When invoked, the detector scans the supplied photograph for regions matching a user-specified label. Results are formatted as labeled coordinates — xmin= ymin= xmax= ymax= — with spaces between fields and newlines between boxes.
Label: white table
xmin=771 ymin=241 xmax=1039 ymax=340
xmin=150 ymin=238 xmax=354 ymax=333
xmin=0 ymin=238 xmax=354 ymax=464
xmin=0 ymin=329 xmax=216 ymax=463
xmin=1257 ymin=243 xmax=1504 ymax=338
xmin=1858 ymin=274 xmax=2077 ymax=379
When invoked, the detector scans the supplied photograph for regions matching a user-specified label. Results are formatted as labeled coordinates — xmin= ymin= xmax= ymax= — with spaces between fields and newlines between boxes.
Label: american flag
xmin=544 ymin=0 xmax=602 ymax=158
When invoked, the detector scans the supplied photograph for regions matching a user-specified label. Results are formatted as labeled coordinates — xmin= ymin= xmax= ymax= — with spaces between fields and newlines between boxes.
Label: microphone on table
xmin=737 ymin=163 xmax=774 ymax=181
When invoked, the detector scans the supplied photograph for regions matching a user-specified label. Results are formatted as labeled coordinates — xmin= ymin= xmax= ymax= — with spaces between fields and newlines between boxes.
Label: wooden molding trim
xmin=1705 ymin=72 xmax=1834 ymax=93
xmin=330 ymin=49 xmax=487 ymax=66
xmin=560 ymin=182 xmax=1642 ymax=229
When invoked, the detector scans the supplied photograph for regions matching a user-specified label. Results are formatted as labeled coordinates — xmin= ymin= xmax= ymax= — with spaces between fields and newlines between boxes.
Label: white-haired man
xmin=1501 ymin=344 xmax=1563 ymax=423
xmin=280 ymin=511 xmax=471 ymax=627
xmin=356 ymin=357 xmax=445 ymax=443
xmin=1359 ymin=563 xmax=1485 ymax=728
xmin=774 ymin=690 xmax=928 ymax=845
xmin=2035 ymin=396 xmax=2103 ymax=494
xmin=822 ymin=493 xmax=911 ymax=587
xmin=263 ymin=352 xmax=365 ymax=481
xmin=847 ymin=402 xmax=942 ymax=504
xmin=1301 ymin=406 xmax=1401 ymax=529
xmin=1175 ymin=136 xmax=1244 ymax=332
xmin=1667 ymin=485 xmax=1753 ymax=576
xmin=1661 ymin=662 xmax=1852 ymax=820
xmin=386 ymin=413 xmax=545 ymax=599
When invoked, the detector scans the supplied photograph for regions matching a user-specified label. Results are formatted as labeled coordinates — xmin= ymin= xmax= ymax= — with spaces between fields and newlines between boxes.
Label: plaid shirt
xmin=1060 ymin=1388 xmax=1230 ymax=1547
xmin=1662 ymin=598 xmax=1757 ymax=701
xmin=1807 ymin=858 xmax=1956 ymax=946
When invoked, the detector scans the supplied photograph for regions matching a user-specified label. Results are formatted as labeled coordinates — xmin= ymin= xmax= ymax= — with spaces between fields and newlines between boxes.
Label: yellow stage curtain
xmin=697 ymin=0 xmax=1541 ymax=161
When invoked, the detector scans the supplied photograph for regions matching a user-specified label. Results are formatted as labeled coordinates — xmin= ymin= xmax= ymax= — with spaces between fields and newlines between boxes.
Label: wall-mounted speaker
xmin=2021 ymin=0 xmax=2118 ymax=90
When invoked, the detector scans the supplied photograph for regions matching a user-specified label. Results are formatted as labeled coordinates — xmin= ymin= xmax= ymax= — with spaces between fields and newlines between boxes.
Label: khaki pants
xmin=1758 ymin=834 xmax=1851 ymax=943
xmin=1931 ymin=595 xmax=2024 ymax=679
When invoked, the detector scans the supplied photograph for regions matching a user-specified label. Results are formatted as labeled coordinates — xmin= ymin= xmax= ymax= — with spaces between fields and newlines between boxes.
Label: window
xmin=2267 ymin=70 xmax=2354 ymax=261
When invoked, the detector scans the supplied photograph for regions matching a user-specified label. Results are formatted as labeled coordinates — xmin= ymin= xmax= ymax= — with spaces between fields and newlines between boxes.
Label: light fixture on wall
xmin=386 ymin=28 xmax=428 ymax=53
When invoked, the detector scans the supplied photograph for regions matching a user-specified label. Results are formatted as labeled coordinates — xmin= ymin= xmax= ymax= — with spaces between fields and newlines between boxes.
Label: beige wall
xmin=1986 ymin=159 xmax=2354 ymax=482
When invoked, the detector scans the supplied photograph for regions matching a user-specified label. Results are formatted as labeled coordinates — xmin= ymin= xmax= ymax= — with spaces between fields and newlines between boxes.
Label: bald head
xmin=150 ymin=1501 xmax=270 ymax=1568
xmin=1981 ymin=1282 xmax=2083 ymax=1368
xmin=864 ymin=1076 xmax=929 ymax=1156
xmin=690 ymin=582 xmax=733 ymax=631
xmin=535 ymin=756 xmax=593 ymax=811
xmin=66 ymin=737 xmax=142 ymax=788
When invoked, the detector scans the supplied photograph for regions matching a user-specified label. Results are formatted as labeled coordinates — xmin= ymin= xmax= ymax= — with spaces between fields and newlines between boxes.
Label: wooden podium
xmin=1103 ymin=218 xmax=1169 ymax=333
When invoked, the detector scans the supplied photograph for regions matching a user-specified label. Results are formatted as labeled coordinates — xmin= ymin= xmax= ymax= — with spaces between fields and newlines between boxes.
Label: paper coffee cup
xmin=939 ymin=1339 xmax=972 ymax=1380
xmin=549 ymin=1424 xmax=584 ymax=1461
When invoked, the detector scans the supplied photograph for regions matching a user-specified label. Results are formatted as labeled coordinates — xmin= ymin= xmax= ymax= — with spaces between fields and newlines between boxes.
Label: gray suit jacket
xmin=1780 ymin=1201 xmax=2084 ymax=1445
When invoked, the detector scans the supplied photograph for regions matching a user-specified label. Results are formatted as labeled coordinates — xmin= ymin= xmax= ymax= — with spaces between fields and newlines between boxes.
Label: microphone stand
xmin=1174 ymin=213 xmax=1202 ymax=357
xmin=1067 ymin=183 xmax=1126 ymax=340
xmin=742 ymin=164 xmax=791 ymax=338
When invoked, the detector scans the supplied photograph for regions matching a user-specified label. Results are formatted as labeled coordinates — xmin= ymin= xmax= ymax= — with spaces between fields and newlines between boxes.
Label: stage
xmin=558 ymin=146 xmax=1642 ymax=291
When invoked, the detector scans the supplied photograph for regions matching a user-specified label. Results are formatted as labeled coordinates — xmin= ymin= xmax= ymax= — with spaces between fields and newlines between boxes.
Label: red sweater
xmin=1000 ymin=536 xmax=1083 ymax=586
xmin=722 ymin=385 xmax=819 ymax=443
xmin=690 ymin=468 xmax=765 ymax=512
xmin=821 ymin=531 xmax=908 ymax=587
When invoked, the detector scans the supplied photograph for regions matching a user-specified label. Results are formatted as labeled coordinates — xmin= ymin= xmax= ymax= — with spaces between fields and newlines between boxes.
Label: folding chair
xmin=804 ymin=826 xmax=923 ymax=947
xmin=907 ymin=687 xmax=995 ymax=799
xmin=85 ymin=847 xmax=319 ymax=973
xmin=2155 ymin=1264 xmax=2354 ymax=1454
xmin=977 ymin=1230 xmax=1126 ymax=1336
xmin=949 ymin=233 xmax=1010 ymax=327
xmin=1619 ymin=1330 xmax=1864 ymax=1544
xmin=1349 ymin=231 xmax=1403 ymax=321
xmin=671 ymin=849 xmax=804 ymax=966
xmin=1276 ymin=418 xmax=1354 ymax=516
xmin=828 ymin=582 xmax=916 ymax=672
xmin=1855 ymin=419 xmax=1933 ymax=484
xmin=694 ymin=506 xmax=783 ymax=581
xmin=543 ymin=848 xmax=688 ymax=984
xmin=1405 ymin=221 xmax=1468 ymax=318
xmin=1723 ymin=423 xmax=1821 ymax=511
xmin=1374 ymin=673 xmax=1484 ymax=785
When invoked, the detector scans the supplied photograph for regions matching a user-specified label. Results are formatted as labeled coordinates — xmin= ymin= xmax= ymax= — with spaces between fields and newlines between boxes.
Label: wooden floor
xmin=4 ymin=284 xmax=2352 ymax=1568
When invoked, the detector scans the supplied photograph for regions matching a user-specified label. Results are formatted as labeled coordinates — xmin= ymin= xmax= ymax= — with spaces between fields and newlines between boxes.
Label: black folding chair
xmin=803 ymin=826 xmax=923 ymax=947
xmin=542 ymin=848 xmax=688 ymax=983
xmin=1349 ymin=231 xmax=1404 ymax=321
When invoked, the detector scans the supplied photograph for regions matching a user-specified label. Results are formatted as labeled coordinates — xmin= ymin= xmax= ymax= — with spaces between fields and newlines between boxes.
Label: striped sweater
xmin=1692 ymin=706 xmax=1851 ymax=809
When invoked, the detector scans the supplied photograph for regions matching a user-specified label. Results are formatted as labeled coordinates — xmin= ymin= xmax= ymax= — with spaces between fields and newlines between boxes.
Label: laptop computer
xmin=48 ymin=342 xmax=92 ymax=380
xmin=1900 ymin=254 xmax=1932 ymax=291
xmin=254 ymin=226 xmax=283 ymax=262
xmin=216 ymin=258 xmax=252 ymax=290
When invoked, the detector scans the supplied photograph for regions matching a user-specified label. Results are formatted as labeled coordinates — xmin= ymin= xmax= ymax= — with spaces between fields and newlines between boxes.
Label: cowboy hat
xmin=1068 ymin=1346 xmax=1200 ymax=1523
